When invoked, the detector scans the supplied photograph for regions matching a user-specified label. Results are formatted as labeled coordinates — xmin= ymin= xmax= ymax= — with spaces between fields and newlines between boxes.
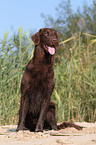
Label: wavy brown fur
xmin=16 ymin=28 xmax=83 ymax=132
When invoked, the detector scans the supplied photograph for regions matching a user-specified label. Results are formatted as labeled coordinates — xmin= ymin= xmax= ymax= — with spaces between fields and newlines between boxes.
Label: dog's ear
xmin=31 ymin=29 xmax=44 ymax=45
xmin=31 ymin=32 xmax=40 ymax=45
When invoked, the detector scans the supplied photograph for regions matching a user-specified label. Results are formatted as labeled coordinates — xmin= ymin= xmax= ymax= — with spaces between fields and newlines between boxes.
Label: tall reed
xmin=0 ymin=28 xmax=33 ymax=125
xmin=0 ymin=28 xmax=96 ymax=125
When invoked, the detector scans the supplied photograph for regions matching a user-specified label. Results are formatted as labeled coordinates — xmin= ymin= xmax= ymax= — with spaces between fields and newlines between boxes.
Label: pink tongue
xmin=48 ymin=47 xmax=55 ymax=55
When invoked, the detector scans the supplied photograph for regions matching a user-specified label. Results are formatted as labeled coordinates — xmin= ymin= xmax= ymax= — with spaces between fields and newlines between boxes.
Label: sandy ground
xmin=0 ymin=122 xmax=96 ymax=145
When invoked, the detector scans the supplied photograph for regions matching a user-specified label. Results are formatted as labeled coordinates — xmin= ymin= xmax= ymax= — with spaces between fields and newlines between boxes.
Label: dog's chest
xmin=34 ymin=64 xmax=54 ymax=80
xmin=28 ymin=64 xmax=55 ymax=114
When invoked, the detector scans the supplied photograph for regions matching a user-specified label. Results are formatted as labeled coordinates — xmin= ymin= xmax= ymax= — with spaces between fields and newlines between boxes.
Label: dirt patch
xmin=0 ymin=122 xmax=96 ymax=145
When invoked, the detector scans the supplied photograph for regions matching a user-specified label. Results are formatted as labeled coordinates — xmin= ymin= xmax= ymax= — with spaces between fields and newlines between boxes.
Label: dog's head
xmin=31 ymin=28 xmax=59 ymax=55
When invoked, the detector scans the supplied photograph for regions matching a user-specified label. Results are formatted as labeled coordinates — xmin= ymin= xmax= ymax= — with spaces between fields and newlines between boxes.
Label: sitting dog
xmin=16 ymin=28 xmax=83 ymax=132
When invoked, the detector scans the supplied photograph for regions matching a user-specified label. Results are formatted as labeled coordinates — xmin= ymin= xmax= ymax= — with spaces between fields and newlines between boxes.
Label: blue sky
xmin=0 ymin=0 xmax=92 ymax=38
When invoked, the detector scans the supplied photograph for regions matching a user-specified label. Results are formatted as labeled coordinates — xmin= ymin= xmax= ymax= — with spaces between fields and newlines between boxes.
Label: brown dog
xmin=16 ymin=28 xmax=83 ymax=132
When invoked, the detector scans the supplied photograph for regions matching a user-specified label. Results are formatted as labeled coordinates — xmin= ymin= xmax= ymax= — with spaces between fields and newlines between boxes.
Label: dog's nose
xmin=52 ymin=39 xmax=57 ymax=43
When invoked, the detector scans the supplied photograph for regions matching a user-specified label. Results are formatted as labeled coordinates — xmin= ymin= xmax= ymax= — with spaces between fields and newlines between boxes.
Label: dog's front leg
xmin=16 ymin=95 xmax=29 ymax=131
xmin=35 ymin=98 xmax=49 ymax=132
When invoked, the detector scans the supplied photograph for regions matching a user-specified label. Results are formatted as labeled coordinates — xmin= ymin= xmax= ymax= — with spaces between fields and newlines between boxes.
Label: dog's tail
xmin=57 ymin=122 xmax=83 ymax=130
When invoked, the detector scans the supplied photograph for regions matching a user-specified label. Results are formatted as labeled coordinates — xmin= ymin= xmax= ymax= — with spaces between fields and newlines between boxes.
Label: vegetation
xmin=0 ymin=0 xmax=96 ymax=125
xmin=0 ymin=28 xmax=34 ymax=125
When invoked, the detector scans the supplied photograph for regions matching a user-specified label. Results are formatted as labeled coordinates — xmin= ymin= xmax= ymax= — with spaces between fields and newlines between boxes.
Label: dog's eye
xmin=54 ymin=32 xmax=57 ymax=36
xmin=45 ymin=31 xmax=50 ymax=36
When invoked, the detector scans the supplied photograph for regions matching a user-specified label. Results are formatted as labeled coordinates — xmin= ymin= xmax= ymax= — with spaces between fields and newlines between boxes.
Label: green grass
xmin=0 ymin=27 xmax=96 ymax=125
